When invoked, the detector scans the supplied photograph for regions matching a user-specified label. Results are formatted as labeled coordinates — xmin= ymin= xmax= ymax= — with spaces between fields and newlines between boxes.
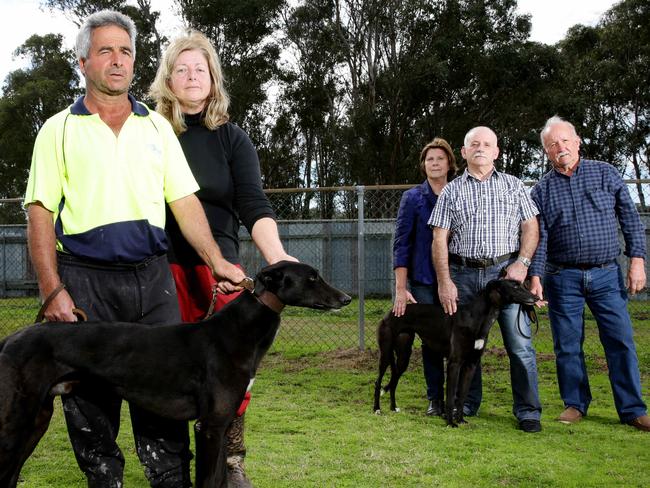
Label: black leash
xmin=517 ymin=304 xmax=538 ymax=339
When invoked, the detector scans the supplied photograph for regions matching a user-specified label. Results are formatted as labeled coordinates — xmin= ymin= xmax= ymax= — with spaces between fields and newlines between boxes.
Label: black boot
xmin=426 ymin=399 xmax=444 ymax=416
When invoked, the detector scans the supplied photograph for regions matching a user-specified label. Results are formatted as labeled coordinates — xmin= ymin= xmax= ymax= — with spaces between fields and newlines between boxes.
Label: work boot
xmin=226 ymin=414 xmax=253 ymax=488
xmin=227 ymin=455 xmax=252 ymax=488
xmin=426 ymin=399 xmax=444 ymax=416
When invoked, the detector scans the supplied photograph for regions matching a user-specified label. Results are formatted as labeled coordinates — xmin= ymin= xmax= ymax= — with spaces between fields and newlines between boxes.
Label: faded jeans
xmin=451 ymin=260 xmax=542 ymax=421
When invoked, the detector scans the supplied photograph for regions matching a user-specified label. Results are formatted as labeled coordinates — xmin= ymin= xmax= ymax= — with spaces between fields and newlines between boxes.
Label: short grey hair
xmin=76 ymin=10 xmax=137 ymax=60
xmin=463 ymin=126 xmax=497 ymax=147
xmin=540 ymin=116 xmax=577 ymax=146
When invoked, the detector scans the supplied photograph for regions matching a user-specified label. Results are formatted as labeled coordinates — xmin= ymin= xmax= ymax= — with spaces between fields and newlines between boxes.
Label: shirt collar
xmin=552 ymin=158 xmax=581 ymax=177
xmin=70 ymin=94 xmax=149 ymax=116
xmin=461 ymin=166 xmax=501 ymax=183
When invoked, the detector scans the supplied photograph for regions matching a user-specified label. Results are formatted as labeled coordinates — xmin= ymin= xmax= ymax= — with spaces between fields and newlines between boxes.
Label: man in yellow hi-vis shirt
xmin=24 ymin=9 xmax=245 ymax=488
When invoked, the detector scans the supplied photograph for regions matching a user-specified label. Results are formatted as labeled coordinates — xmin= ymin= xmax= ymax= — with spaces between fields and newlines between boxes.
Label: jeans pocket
xmin=603 ymin=261 xmax=617 ymax=272
xmin=545 ymin=262 xmax=562 ymax=276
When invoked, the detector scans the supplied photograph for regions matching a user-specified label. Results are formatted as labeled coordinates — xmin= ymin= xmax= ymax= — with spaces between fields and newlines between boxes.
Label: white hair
xmin=463 ymin=126 xmax=497 ymax=147
xmin=540 ymin=116 xmax=577 ymax=146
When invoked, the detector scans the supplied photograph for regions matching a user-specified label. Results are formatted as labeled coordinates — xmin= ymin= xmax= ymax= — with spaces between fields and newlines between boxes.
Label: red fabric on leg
xmin=170 ymin=263 xmax=244 ymax=322
xmin=237 ymin=392 xmax=251 ymax=417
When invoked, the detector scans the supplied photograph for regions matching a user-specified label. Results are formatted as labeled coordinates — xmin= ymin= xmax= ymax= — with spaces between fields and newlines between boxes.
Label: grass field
xmin=3 ymin=300 xmax=650 ymax=487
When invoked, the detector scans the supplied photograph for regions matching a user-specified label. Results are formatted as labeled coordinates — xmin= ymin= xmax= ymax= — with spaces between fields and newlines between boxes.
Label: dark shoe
xmin=227 ymin=455 xmax=254 ymax=488
xmin=462 ymin=405 xmax=478 ymax=417
xmin=518 ymin=419 xmax=542 ymax=433
xmin=557 ymin=407 xmax=583 ymax=425
xmin=626 ymin=414 xmax=650 ymax=432
xmin=426 ymin=399 xmax=444 ymax=416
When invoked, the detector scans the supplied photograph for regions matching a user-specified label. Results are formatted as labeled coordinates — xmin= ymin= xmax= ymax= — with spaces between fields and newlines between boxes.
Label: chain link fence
xmin=1 ymin=186 xmax=649 ymax=375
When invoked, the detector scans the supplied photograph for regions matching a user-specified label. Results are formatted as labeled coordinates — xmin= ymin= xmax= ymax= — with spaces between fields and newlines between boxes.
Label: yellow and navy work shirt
xmin=24 ymin=95 xmax=200 ymax=263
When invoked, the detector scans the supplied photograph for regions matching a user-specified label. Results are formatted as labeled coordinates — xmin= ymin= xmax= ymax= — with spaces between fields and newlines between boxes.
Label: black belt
xmin=549 ymin=260 xmax=614 ymax=270
xmin=449 ymin=252 xmax=517 ymax=269
xmin=57 ymin=251 xmax=167 ymax=270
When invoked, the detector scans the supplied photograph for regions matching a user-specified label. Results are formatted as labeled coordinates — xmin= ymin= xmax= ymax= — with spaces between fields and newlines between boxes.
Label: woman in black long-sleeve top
xmin=150 ymin=30 xmax=295 ymax=488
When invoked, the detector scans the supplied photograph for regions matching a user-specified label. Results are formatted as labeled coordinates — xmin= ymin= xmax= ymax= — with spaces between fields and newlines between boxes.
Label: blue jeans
xmin=544 ymin=261 xmax=647 ymax=422
xmin=410 ymin=282 xmax=445 ymax=401
xmin=450 ymin=261 xmax=542 ymax=422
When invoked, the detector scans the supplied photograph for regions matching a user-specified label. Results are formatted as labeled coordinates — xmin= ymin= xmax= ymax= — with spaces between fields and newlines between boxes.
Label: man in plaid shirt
xmin=529 ymin=116 xmax=649 ymax=432
xmin=429 ymin=126 xmax=542 ymax=433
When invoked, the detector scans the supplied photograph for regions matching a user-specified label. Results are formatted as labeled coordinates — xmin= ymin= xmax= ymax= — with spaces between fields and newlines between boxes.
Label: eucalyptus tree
xmin=0 ymin=34 xmax=79 ymax=220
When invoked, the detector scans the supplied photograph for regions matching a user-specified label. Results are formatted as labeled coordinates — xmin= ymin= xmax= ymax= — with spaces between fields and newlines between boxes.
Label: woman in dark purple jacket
xmin=392 ymin=138 xmax=457 ymax=416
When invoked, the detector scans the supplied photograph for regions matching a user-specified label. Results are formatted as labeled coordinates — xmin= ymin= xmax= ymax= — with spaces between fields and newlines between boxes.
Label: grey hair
xmin=76 ymin=10 xmax=137 ymax=60
xmin=540 ymin=116 xmax=577 ymax=145
xmin=463 ymin=126 xmax=497 ymax=147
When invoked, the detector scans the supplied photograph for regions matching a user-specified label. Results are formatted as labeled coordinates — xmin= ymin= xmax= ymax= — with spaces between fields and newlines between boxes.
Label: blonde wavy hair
xmin=149 ymin=30 xmax=229 ymax=134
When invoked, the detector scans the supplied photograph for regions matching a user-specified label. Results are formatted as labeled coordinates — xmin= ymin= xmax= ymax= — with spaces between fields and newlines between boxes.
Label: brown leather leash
xmin=203 ymin=277 xmax=255 ymax=320
xmin=35 ymin=282 xmax=88 ymax=323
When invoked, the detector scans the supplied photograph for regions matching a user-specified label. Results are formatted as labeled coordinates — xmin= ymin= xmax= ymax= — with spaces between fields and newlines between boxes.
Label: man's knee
xmin=141 ymin=447 xmax=192 ymax=488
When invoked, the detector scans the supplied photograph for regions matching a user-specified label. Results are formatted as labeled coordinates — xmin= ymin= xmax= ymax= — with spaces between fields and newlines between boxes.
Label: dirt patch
xmin=263 ymin=347 xmax=585 ymax=373
xmin=318 ymin=348 xmax=379 ymax=370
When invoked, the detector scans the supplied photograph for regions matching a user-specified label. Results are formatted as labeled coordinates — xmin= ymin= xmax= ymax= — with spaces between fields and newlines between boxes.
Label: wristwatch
xmin=517 ymin=256 xmax=531 ymax=267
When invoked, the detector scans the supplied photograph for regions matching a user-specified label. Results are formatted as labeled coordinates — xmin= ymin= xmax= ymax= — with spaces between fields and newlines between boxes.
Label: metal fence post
xmin=357 ymin=185 xmax=365 ymax=350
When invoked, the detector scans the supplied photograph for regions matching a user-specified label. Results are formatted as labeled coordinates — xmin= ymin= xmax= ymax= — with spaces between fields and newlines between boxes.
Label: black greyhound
xmin=373 ymin=279 xmax=538 ymax=427
xmin=0 ymin=261 xmax=351 ymax=488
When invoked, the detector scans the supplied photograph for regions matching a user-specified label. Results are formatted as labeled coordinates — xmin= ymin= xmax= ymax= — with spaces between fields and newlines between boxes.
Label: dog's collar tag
xmin=239 ymin=277 xmax=255 ymax=292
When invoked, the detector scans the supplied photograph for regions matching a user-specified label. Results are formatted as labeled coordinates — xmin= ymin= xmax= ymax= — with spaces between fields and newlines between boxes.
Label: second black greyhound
xmin=0 ymin=261 xmax=351 ymax=488
xmin=373 ymin=279 xmax=538 ymax=426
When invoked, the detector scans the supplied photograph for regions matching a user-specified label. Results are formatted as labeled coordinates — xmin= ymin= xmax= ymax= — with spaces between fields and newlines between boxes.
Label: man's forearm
xmin=518 ymin=217 xmax=539 ymax=260
xmin=27 ymin=203 xmax=61 ymax=299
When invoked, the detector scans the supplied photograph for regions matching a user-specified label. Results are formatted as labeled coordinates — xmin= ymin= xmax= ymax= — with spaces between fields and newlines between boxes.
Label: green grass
xmin=3 ymin=299 xmax=650 ymax=486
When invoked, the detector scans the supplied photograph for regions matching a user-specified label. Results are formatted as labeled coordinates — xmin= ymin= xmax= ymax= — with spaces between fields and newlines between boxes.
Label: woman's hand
xmin=212 ymin=259 xmax=247 ymax=293
xmin=392 ymin=288 xmax=416 ymax=317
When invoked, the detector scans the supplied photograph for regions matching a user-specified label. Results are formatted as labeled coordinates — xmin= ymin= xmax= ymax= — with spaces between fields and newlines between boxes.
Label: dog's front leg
xmin=194 ymin=417 xmax=230 ymax=488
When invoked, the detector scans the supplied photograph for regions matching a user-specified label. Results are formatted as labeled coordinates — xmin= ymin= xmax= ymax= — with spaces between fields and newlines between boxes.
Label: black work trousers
xmin=57 ymin=252 xmax=192 ymax=488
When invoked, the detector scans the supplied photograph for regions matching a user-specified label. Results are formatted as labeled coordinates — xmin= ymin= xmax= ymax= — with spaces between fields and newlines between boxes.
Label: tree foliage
xmin=0 ymin=0 xmax=647 ymax=210
xmin=556 ymin=0 xmax=649 ymax=208
xmin=0 ymin=34 xmax=79 ymax=207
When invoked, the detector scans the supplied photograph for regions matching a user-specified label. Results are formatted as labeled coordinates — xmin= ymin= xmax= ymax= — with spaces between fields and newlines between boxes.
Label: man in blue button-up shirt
xmin=530 ymin=116 xmax=649 ymax=432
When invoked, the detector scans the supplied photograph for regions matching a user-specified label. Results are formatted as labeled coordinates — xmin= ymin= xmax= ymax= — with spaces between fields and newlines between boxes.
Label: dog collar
xmin=254 ymin=290 xmax=285 ymax=314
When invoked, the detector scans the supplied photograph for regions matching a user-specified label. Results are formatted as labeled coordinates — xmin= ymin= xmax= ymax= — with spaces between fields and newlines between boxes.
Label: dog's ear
xmin=255 ymin=267 xmax=284 ymax=294
xmin=488 ymin=288 xmax=504 ymax=306
xmin=486 ymin=280 xmax=506 ymax=305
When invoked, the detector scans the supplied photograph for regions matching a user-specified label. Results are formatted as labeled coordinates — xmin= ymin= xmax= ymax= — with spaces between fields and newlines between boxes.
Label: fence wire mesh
xmin=1 ymin=186 xmax=649 ymax=377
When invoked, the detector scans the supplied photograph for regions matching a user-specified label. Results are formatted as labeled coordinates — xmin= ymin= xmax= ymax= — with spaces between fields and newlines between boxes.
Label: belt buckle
xmin=469 ymin=257 xmax=489 ymax=268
